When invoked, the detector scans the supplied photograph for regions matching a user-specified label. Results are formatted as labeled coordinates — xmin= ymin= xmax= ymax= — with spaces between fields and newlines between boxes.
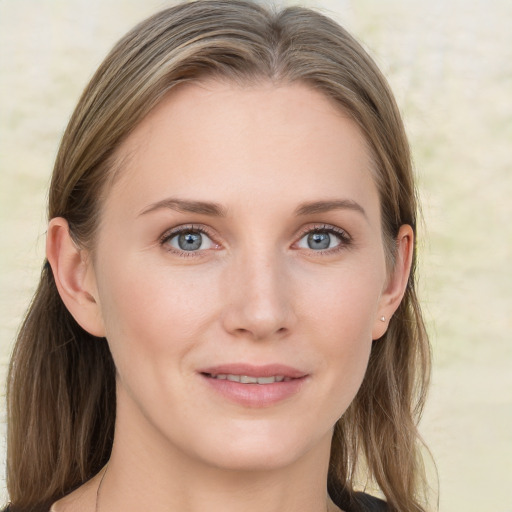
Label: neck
xmin=100 ymin=397 xmax=339 ymax=512
xmin=102 ymin=441 xmax=337 ymax=512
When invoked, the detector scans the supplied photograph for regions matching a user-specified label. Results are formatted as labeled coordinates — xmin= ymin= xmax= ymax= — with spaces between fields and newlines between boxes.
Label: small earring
xmin=380 ymin=316 xmax=386 ymax=322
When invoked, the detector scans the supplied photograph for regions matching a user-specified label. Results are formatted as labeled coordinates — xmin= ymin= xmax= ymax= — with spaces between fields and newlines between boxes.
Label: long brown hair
xmin=6 ymin=2 xmax=432 ymax=511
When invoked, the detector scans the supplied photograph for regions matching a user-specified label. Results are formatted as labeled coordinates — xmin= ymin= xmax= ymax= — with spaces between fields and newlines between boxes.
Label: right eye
xmin=162 ymin=227 xmax=217 ymax=254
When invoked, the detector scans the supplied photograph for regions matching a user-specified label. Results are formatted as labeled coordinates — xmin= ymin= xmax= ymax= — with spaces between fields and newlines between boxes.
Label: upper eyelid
xmin=160 ymin=224 xmax=216 ymax=242
xmin=160 ymin=222 xmax=349 ymax=236
xmin=295 ymin=223 xmax=351 ymax=240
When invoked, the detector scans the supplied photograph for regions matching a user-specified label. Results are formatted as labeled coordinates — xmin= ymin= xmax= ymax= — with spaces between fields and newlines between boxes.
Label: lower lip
xmin=200 ymin=374 xmax=307 ymax=408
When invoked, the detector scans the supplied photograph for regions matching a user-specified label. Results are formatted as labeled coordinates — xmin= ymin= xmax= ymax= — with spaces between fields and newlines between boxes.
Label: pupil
xmin=308 ymin=232 xmax=330 ymax=250
xmin=178 ymin=232 xmax=202 ymax=251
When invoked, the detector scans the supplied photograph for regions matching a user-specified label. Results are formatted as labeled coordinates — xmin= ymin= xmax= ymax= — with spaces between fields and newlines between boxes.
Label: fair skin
xmin=47 ymin=81 xmax=413 ymax=512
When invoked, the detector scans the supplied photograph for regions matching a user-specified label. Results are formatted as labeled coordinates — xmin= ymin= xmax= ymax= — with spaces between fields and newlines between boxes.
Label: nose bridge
xmin=222 ymin=244 xmax=294 ymax=340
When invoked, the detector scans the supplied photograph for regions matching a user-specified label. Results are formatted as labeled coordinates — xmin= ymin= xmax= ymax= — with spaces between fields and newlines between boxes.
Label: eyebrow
xmin=139 ymin=197 xmax=366 ymax=219
xmin=139 ymin=198 xmax=227 ymax=217
xmin=294 ymin=199 xmax=367 ymax=218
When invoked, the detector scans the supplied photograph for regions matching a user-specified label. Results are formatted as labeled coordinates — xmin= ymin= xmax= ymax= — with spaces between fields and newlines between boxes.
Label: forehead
xmin=106 ymin=80 xmax=379 ymax=220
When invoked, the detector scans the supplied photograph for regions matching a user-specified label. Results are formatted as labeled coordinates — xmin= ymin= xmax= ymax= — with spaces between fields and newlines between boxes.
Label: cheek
xmin=298 ymin=259 xmax=383 ymax=342
xmin=94 ymin=254 xmax=221 ymax=369
xmin=296 ymin=262 xmax=383 ymax=403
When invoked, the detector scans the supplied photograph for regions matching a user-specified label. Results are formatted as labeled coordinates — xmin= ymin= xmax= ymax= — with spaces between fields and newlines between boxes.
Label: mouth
xmin=202 ymin=373 xmax=294 ymax=384
xmin=199 ymin=363 xmax=307 ymax=380
xmin=198 ymin=364 xmax=308 ymax=407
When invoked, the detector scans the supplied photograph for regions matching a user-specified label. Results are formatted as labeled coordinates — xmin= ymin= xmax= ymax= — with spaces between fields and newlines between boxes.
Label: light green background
xmin=1 ymin=1 xmax=511 ymax=511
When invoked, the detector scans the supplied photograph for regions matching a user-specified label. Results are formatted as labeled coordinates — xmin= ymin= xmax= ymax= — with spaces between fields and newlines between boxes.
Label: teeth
xmin=240 ymin=375 xmax=258 ymax=383
xmin=210 ymin=374 xmax=289 ymax=384
xmin=256 ymin=376 xmax=275 ymax=384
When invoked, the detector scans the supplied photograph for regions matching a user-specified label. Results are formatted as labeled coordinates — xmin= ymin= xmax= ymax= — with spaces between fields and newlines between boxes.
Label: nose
xmin=221 ymin=250 xmax=296 ymax=341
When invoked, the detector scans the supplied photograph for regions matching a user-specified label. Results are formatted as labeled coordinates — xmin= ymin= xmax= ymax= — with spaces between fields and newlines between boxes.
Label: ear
xmin=46 ymin=217 xmax=106 ymax=337
xmin=372 ymin=224 xmax=414 ymax=340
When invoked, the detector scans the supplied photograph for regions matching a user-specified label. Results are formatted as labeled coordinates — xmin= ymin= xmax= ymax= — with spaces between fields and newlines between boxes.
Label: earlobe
xmin=372 ymin=224 xmax=414 ymax=340
xmin=46 ymin=218 xmax=106 ymax=337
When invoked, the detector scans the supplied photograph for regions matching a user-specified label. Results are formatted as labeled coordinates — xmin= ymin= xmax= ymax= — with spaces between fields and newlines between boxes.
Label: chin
xmin=186 ymin=419 xmax=332 ymax=473
xmin=204 ymin=446 xmax=305 ymax=473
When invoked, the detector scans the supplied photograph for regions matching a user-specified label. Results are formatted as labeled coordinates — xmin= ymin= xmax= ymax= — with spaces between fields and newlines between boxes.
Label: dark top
xmin=351 ymin=492 xmax=389 ymax=511
xmin=2 ymin=492 xmax=388 ymax=512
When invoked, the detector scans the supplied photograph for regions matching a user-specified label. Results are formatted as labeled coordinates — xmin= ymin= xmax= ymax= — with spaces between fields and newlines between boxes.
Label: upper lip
xmin=198 ymin=363 xmax=308 ymax=379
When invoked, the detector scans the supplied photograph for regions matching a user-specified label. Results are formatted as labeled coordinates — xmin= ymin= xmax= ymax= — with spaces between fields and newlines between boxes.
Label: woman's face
xmin=86 ymin=81 xmax=399 ymax=471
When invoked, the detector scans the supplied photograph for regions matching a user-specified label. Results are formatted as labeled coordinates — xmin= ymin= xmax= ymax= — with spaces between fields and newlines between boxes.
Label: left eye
xmin=296 ymin=230 xmax=343 ymax=251
xmin=166 ymin=230 xmax=215 ymax=252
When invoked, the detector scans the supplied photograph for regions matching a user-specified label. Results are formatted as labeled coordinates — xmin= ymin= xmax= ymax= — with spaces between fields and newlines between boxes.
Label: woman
xmin=4 ymin=1 xmax=432 ymax=511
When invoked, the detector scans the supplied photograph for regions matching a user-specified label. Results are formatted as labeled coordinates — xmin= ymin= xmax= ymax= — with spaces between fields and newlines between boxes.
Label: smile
xmin=199 ymin=364 xmax=308 ymax=407
xmin=204 ymin=373 xmax=293 ymax=384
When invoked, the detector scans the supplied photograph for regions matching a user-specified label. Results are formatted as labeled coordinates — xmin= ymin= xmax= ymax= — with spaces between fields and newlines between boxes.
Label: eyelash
xmin=159 ymin=223 xmax=352 ymax=257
